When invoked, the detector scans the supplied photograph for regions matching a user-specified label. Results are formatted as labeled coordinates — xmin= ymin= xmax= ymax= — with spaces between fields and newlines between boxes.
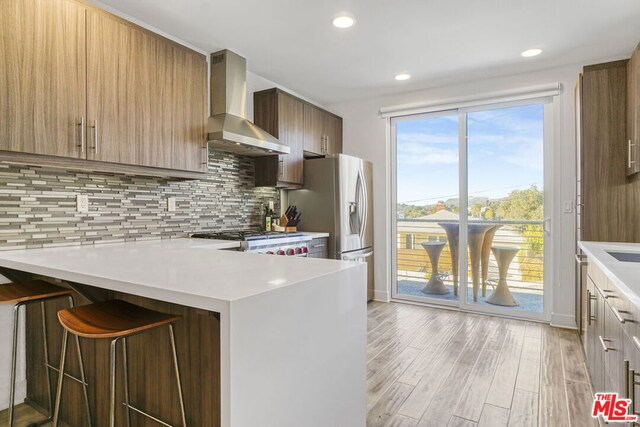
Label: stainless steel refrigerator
xmin=289 ymin=154 xmax=374 ymax=301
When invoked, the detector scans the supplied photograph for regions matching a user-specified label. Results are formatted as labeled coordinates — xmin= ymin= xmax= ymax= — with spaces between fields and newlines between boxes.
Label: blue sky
xmin=396 ymin=103 xmax=544 ymax=205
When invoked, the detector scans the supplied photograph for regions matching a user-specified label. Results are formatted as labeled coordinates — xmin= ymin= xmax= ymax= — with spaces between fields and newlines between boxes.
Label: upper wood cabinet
xmin=323 ymin=113 xmax=343 ymax=155
xmin=254 ymin=88 xmax=343 ymax=187
xmin=628 ymin=43 xmax=640 ymax=176
xmin=86 ymin=11 xmax=207 ymax=172
xmin=0 ymin=0 xmax=208 ymax=176
xmin=0 ymin=0 xmax=87 ymax=159
xmin=303 ymin=104 xmax=343 ymax=156
xmin=578 ymin=61 xmax=630 ymax=242
xmin=254 ymin=89 xmax=304 ymax=187
xmin=303 ymin=104 xmax=324 ymax=155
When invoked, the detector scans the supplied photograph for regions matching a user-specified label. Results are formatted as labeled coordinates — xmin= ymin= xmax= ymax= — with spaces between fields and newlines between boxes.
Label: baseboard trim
xmin=0 ymin=379 xmax=26 ymax=411
xmin=373 ymin=290 xmax=390 ymax=302
xmin=550 ymin=313 xmax=577 ymax=330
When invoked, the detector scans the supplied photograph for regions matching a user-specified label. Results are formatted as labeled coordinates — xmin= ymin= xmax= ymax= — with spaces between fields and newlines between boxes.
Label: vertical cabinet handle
xmin=588 ymin=291 xmax=596 ymax=324
xmin=278 ymin=158 xmax=284 ymax=177
xmin=90 ymin=120 xmax=99 ymax=154
xmin=626 ymin=360 xmax=630 ymax=398
xmin=629 ymin=139 xmax=637 ymax=168
xmin=598 ymin=335 xmax=608 ymax=352
xmin=202 ymin=146 xmax=208 ymax=166
xmin=77 ymin=117 xmax=85 ymax=153
xmin=631 ymin=366 xmax=640 ymax=418
xmin=587 ymin=290 xmax=591 ymax=325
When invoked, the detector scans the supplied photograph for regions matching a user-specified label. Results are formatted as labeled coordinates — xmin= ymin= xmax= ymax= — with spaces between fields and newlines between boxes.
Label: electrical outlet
xmin=167 ymin=197 xmax=176 ymax=212
xmin=76 ymin=195 xmax=89 ymax=213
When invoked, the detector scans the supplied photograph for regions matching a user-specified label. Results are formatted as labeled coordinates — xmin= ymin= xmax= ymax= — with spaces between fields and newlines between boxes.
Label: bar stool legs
xmin=122 ymin=337 xmax=132 ymax=427
xmin=52 ymin=296 xmax=92 ymax=427
xmin=108 ymin=326 xmax=187 ymax=427
xmin=169 ymin=324 xmax=188 ymax=427
xmin=8 ymin=303 xmax=20 ymax=427
xmin=8 ymin=294 xmax=90 ymax=427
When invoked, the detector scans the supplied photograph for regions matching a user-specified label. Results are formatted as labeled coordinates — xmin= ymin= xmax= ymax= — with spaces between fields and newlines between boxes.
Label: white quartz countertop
xmin=0 ymin=238 xmax=358 ymax=311
xmin=579 ymin=241 xmax=640 ymax=309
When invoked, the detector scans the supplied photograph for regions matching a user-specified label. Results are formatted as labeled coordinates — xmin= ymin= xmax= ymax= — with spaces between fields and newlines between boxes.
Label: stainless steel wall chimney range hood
xmin=207 ymin=50 xmax=290 ymax=156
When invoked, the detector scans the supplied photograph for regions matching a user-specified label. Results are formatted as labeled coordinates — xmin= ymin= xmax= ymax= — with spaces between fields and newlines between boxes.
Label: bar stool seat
xmin=58 ymin=299 xmax=181 ymax=339
xmin=54 ymin=299 xmax=187 ymax=427
xmin=1 ymin=280 xmax=91 ymax=427
xmin=0 ymin=280 xmax=71 ymax=304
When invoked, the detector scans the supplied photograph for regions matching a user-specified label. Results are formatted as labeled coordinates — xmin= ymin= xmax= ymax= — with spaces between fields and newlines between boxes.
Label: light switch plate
xmin=563 ymin=200 xmax=573 ymax=213
xmin=167 ymin=197 xmax=176 ymax=212
xmin=77 ymin=195 xmax=89 ymax=213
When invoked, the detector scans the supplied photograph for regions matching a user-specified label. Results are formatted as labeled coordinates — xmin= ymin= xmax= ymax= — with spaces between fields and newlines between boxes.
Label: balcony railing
xmin=396 ymin=218 xmax=544 ymax=295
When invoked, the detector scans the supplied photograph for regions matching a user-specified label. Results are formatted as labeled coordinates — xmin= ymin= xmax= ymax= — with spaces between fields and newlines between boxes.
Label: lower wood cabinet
xmin=585 ymin=260 xmax=640 ymax=421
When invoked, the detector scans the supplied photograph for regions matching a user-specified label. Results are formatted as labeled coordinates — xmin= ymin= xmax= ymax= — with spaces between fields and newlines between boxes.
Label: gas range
xmin=191 ymin=230 xmax=312 ymax=256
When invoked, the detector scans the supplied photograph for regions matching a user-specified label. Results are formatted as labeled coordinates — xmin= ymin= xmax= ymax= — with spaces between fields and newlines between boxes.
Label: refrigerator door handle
xmin=357 ymin=168 xmax=368 ymax=242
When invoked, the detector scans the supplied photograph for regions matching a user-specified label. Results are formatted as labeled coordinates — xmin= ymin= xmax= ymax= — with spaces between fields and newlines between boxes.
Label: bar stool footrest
xmin=45 ymin=363 xmax=89 ymax=387
xmin=122 ymin=402 xmax=175 ymax=427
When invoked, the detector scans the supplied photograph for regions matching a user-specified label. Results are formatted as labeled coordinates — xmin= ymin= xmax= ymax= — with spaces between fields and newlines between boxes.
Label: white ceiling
xmin=95 ymin=0 xmax=640 ymax=105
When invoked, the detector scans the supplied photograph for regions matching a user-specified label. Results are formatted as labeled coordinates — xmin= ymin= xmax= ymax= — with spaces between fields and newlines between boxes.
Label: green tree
xmin=494 ymin=186 xmax=543 ymax=221
xmin=493 ymin=186 xmax=544 ymax=282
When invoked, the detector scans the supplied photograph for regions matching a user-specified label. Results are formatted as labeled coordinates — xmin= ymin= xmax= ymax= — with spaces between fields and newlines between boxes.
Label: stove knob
xmin=302 ymin=247 xmax=308 ymax=254
xmin=276 ymin=250 xmax=285 ymax=256
xmin=266 ymin=251 xmax=275 ymax=255
xmin=286 ymin=248 xmax=295 ymax=256
xmin=295 ymin=247 xmax=302 ymax=254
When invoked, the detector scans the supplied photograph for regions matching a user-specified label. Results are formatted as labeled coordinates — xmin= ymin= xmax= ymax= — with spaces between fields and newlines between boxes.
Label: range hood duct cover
xmin=207 ymin=50 xmax=289 ymax=156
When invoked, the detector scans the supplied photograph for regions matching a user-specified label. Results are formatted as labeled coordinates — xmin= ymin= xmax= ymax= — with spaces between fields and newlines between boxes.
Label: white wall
xmin=0 ymin=275 xmax=25 ymax=411
xmin=329 ymin=64 xmax=586 ymax=327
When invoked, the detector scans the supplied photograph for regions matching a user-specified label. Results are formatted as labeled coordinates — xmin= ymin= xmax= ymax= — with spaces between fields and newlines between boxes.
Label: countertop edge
xmin=578 ymin=241 xmax=640 ymax=310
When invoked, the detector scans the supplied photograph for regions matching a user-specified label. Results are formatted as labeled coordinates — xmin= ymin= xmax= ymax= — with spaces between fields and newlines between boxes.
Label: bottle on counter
xmin=263 ymin=204 xmax=272 ymax=232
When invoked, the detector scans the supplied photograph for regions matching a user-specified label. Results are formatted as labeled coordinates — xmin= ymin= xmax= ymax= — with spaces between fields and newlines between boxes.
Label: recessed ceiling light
xmin=332 ymin=14 xmax=355 ymax=29
xmin=521 ymin=48 xmax=542 ymax=58
xmin=394 ymin=73 xmax=411 ymax=81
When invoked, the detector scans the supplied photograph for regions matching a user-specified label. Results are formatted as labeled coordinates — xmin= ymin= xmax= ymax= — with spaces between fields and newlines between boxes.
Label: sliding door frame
xmin=389 ymin=99 xmax=554 ymax=323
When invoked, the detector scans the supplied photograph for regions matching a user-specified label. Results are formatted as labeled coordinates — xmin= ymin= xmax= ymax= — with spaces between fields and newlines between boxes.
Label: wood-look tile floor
xmin=2 ymin=302 xmax=594 ymax=427
xmin=366 ymin=301 xmax=597 ymax=427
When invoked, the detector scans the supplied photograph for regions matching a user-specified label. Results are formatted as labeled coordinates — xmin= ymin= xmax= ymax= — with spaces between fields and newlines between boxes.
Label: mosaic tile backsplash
xmin=0 ymin=150 xmax=279 ymax=250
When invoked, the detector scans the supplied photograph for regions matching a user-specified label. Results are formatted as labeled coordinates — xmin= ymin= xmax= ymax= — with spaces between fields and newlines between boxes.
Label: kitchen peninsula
xmin=0 ymin=239 xmax=367 ymax=427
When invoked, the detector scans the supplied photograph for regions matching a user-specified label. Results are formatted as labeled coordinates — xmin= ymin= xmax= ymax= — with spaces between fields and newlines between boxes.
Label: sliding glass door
xmin=391 ymin=101 xmax=549 ymax=319
xmin=392 ymin=111 xmax=461 ymax=307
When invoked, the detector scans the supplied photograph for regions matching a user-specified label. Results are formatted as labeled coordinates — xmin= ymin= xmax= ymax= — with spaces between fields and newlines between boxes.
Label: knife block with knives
xmin=281 ymin=205 xmax=302 ymax=232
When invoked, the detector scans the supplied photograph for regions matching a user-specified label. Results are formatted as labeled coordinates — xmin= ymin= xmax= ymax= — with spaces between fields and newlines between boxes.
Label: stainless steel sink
xmin=607 ymin=251 xmax=640 ymax=262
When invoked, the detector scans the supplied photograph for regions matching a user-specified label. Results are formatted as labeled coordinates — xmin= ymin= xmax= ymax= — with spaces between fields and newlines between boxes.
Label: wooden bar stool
xmin=53 ymin=299 xmax=187 ymax=427
xmin=0 ymin=280 xmax=91 ymax=427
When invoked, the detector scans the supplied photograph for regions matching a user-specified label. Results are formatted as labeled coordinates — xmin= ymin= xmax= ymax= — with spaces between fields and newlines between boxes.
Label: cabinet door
xmin=626 ymin=331 xmax=640 ymax=417
xmin=162 ymin=44 xmax=208 ymax=172
xmin=278 ymin=93 xmax=304 ymax=184
xmin=86 ymin=11 xmax=206 ymax=172
xmin=627 ymin=47 xmax=640 ymax=176
xmin=324 ymin=114 xmax=343 ymax=155
xmin=604 ymin=300 xmax=626 ymax=397
xmin=304 ymin=103 xmax=324 ymax=155
xmin=0 ymin=0 xmax=86 ymax=158
xmin=86 ymin=10 xmax=155 ymax=165
xmin=587 ymin=278 xmax=605 ymax=391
